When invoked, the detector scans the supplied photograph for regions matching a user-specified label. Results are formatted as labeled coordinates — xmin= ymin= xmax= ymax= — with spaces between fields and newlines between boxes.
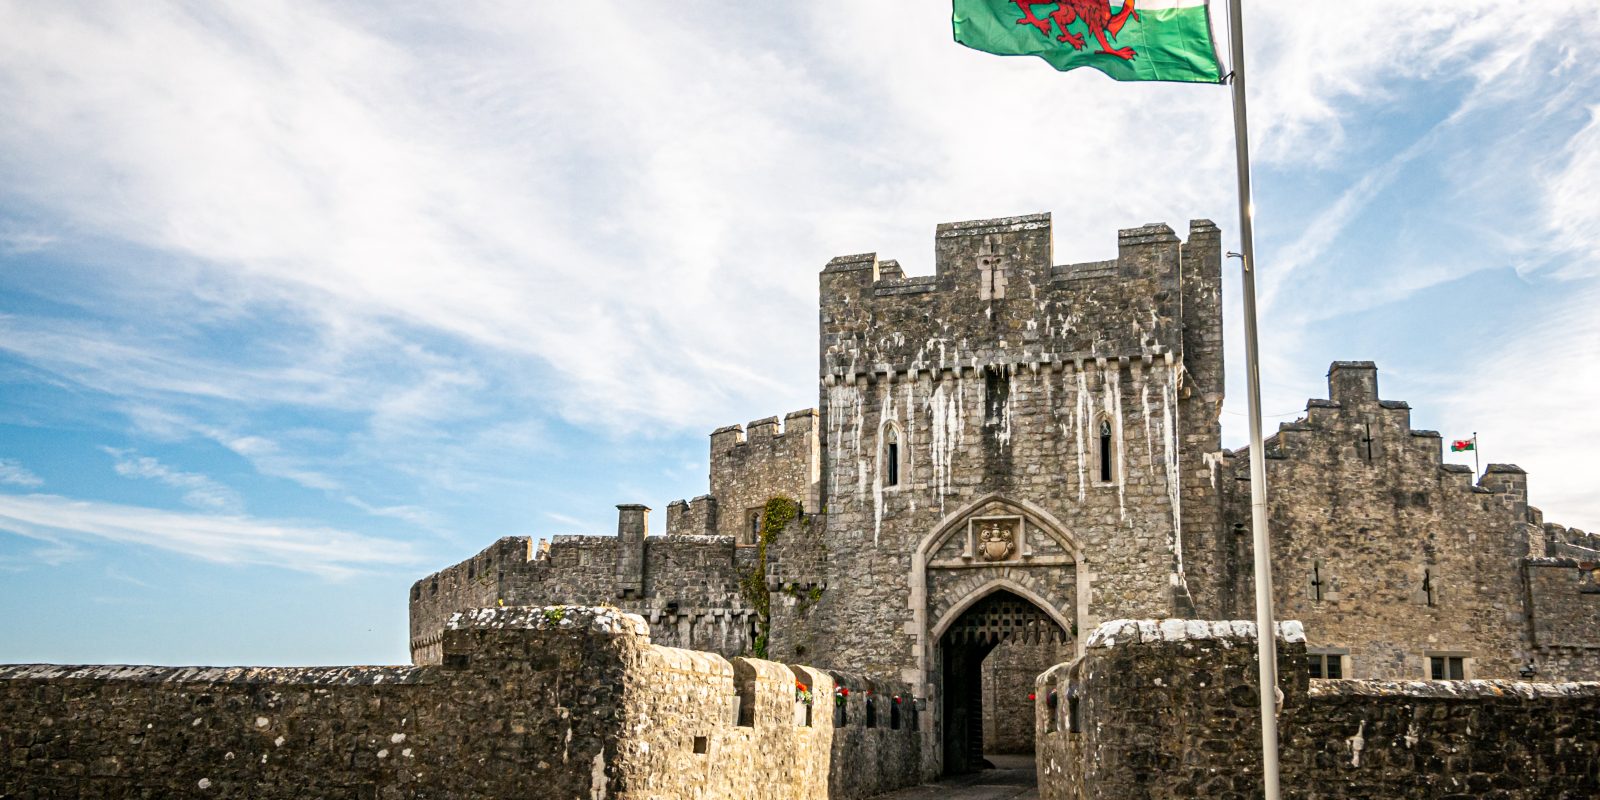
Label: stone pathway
xmin=870 ymin=755 xmax=1039 ymax=800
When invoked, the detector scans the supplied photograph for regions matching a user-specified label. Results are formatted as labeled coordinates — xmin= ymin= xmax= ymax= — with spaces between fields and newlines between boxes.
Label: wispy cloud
xmin=0 ymin=0 xmax=1596 ymax=540
xmin=102 ymin=447 xmax=243 ymax=513
xmin=0 ymin=458 xmax=43 ymax=488
xmin=543 ymin=511 xmax=599 ymax=533
xmin=0 ymin=225 xmax=54 ymax=255
xmin=0 ymin=493 xmax=419 ymax=579
xmin=1542 ymin=106 xmax=1600 ymax=276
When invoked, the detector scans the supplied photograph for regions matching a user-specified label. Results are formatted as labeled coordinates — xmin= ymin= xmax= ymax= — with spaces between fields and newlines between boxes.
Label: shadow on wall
xmin=0 ymin=607 xmax=933 ymax=800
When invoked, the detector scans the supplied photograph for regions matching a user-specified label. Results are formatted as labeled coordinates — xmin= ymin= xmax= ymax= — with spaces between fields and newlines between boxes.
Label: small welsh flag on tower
xmin=1451 ymin=439 xmax=1475 ymax=452
xmin=953 ymin=0 xmax=1223 ymax=83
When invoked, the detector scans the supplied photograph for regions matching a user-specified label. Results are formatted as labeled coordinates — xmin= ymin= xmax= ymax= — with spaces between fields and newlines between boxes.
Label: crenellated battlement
xmin=709 ymin=408 xmax=818 ymax=452
xmin=817 ymin=215 xmax=1222 ymax=394
xmin=1252 ymin=363 xmax=1541 ymax=514
xmin=707 ymin=408 xmax=821 ymax=541
xmin=665 ymin=494 xmax=719 ymax=536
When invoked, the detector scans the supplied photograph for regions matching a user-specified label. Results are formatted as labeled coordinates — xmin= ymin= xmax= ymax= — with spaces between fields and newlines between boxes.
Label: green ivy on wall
xmin=740 ymin=495 xmax=799 ymax=659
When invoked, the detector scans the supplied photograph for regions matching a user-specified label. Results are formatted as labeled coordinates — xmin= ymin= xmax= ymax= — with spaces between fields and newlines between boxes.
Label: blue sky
xmin=1 ymin=2 xmax=1596 ymax=666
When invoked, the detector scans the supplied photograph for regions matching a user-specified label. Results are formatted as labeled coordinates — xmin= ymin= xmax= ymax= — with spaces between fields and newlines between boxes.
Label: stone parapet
xmin=1037 ymin=617 xmax=1600 ymax=799
xmin=1 ymin=605 xmax=925 ymax=800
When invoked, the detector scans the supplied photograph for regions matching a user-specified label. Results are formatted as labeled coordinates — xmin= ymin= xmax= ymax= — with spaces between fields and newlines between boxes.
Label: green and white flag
xmin=953 ymin=0 xmax=1223 ymax=84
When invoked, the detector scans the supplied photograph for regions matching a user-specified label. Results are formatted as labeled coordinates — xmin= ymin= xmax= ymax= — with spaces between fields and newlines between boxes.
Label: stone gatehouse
xmin=409 ymin=212 xmax=1600 ymax=776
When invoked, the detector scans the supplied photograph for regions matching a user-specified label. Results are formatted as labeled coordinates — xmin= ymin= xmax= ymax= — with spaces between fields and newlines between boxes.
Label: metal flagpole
xmin=1474 ymin=431 xmax=1480 ymax=479
xmin=1223 ymin=0 xmax=1282 ymax=797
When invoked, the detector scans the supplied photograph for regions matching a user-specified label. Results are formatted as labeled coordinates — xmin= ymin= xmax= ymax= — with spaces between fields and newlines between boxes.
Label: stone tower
xmin=786 ymin=213 xmax=1225 ymax=768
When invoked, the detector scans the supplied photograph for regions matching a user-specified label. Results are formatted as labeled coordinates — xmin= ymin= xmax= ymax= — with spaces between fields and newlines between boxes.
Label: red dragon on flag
xmin=1011 ymin=1 xmax=1141 ymax=60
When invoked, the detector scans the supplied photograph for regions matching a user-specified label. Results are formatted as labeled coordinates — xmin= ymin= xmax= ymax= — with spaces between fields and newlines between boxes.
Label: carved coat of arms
xmin=977 ymin=521 xmax=1016 ymax=562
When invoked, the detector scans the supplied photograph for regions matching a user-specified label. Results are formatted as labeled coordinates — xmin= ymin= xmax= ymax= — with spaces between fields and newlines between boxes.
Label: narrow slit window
xmin=885 ymin=428 xmax=900 ymax=487
xmin=1098 ymin=419 xmax=1114 ymax=483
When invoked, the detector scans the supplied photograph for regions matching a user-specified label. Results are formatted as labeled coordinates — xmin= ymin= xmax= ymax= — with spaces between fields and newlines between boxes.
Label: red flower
xmin=1028 ymin=693 xmax=1036 ymax=701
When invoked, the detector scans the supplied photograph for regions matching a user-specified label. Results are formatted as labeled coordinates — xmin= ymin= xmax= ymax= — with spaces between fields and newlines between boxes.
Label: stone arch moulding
xmin=907 ymin=492 xmax=1091 ymax=694
xmin=915 ymin=492 xmax=1083 ymax=562
xmin=929 ymin=577 xmax=1074 ymax=642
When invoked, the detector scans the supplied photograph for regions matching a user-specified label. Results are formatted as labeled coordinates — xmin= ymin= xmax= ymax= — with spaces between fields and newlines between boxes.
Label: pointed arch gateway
xmin=908 ymin=493 xmax=1088 ymax=774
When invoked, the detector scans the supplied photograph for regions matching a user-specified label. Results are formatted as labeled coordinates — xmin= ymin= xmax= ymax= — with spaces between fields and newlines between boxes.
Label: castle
xmin=409 ymin=213 xmax=1600 ymax=773
xmin=5 ymin=214 xmax=1597 ymax=799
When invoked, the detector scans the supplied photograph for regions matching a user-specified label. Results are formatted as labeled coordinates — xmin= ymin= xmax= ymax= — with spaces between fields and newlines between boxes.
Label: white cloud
xmin=0 ymin=493 xmax=419 ymax=579
xmin=103 ymin=447 xmax=243 ymax=513
xmin=0 ymin=0 xmax=1595 ymax=535
xmin=1542 ymin=106 xmax=1600 ymax=276
xmin=0 ymin=458 xmax=43 ymax=488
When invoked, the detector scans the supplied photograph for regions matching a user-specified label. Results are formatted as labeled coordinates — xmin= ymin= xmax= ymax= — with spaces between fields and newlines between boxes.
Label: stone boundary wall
xmin=409 ymin=528 xmax=761 ymax=661
xmin=3 ymin=606 xmax=924 ymax=800
xmin=1036 ymin=619 xmax=1600 ymax=799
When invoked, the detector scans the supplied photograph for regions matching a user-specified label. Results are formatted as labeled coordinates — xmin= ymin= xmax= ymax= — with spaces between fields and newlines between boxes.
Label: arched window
xmin=878 ymin=421 xmax=906 ymax=490
xmin=743 ymin=510 xmax=761 ymax=547
xmin=1097 ymin=417 xmax=1116 ymax=483
xmin=885 ymin=427 xmax=900 ymax=487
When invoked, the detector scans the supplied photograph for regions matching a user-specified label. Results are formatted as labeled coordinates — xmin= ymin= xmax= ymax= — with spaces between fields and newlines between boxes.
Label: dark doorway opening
xmin=938 ymin=589 xmax=1070 ymax=776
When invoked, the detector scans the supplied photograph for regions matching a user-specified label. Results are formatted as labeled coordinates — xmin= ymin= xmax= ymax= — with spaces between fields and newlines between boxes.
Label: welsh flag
xmin=953 ymin=0 xmax=1223 ymax=84
xmin=1451 ymin=439 xmax=1475 ymax=452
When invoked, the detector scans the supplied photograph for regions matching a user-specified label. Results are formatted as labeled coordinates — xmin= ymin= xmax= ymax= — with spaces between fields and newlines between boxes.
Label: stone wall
xmin=1036 ymin=619 xmax=1308 ymax=800
xmin=807 ymin=214 xmax=1224 ymax=699
xmin=981 ymin=639 xmax=1071 ymax=754
xmin=666 ymin=494 xmax=718 ymax=537
xmin=3 ymin=606 xmax=641 ymax=799
xmin=3 ymin=606 xmax=925 ymax=800
xmin=409 ymin=512 xmax=762 ymax=662
xmin=707 ymin=409 xmax=821 ymax=543
xmin=1037 ymin=618 xmax=1600 ymax=799
xmin=1220 ymin=362 xmax=1598 ymax=681
xmin=765 ymin=513 xmax=831 ymax=665
xmin=406 ymin=534 xmax=531 ymax=662
xmin=1525 ymin=557 xmax=1600 ymax=677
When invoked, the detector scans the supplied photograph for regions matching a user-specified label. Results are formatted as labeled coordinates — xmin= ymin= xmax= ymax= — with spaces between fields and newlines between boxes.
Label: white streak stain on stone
xmin=1202 ymin=450 xmax=1223 ymax=489
xmin=1347 ymin=719 xmax=1367 ymax=767
xmin=925 ymin=372 xmax=966 ymax=514
xmin=590 ymin=750 xmax=608 ymax=800
xmin=1074 ymin=368 xmax=1089 ymax=503
xmin=826 ymin=382 xmax=863 ymax=504
xmin=1104 ymin=367 xmax=1126 ymax=520
xmin=1140 ymin=378 xmax=1154 ymax=475
xmin=871 ymin=373 xmax=894 ymax=546
xmin=997 ymin=364 xmax=1014 ymax=449
xmin=1161 ymin=365 xmax=1185 ymax=577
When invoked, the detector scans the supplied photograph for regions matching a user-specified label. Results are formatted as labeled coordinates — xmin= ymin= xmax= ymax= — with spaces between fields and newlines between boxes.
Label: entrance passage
xmin=938 ymin=590 xmax=1070 ymax=776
